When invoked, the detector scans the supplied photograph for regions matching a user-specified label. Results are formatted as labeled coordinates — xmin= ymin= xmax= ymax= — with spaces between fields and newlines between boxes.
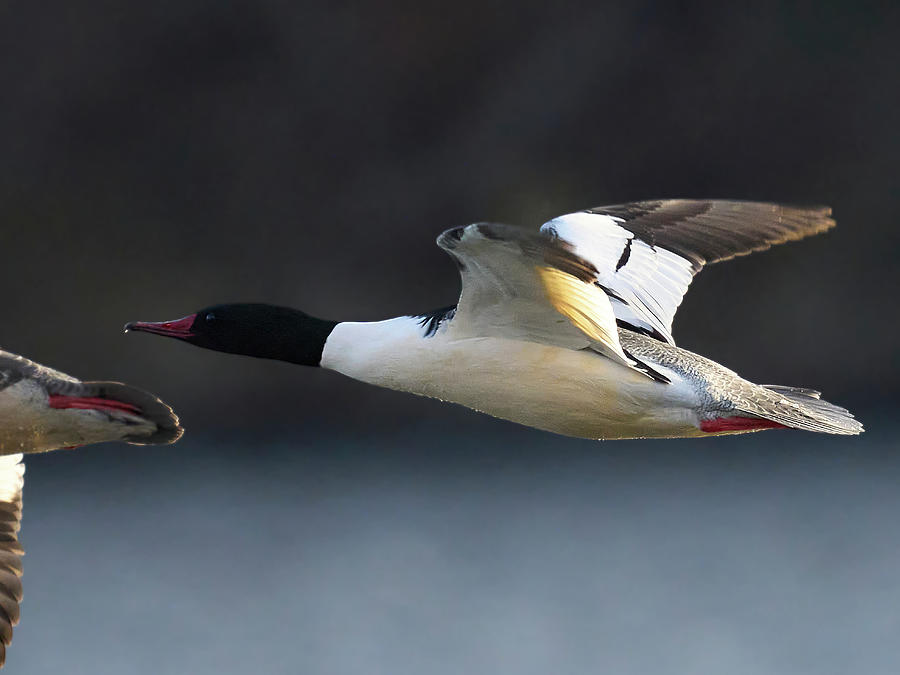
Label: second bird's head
xmin=125 ymin=303 xmax=337 ymax=367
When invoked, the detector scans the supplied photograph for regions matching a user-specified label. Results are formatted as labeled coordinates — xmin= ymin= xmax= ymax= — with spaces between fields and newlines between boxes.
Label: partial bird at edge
xmin=0 ymin=352 xmax=182 ymax=668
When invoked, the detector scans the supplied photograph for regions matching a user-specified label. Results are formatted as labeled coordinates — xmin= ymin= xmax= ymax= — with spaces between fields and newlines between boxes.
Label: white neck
xmin=321 ymin=316 xmax=436 ymax=390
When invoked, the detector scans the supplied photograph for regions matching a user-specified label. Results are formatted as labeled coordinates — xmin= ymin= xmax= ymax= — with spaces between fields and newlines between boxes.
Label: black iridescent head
xmin=125 ymin=303 xmax=337 ymax=367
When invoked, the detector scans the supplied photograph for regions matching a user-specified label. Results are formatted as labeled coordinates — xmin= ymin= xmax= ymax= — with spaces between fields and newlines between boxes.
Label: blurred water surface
xmin=9 ymin=416 xmax=898 ymax=674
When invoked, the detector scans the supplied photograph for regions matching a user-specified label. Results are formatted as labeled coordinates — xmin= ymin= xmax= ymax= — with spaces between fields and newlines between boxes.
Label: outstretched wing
xmin=541 ymin=200 xmax=835 ymax=344
xmin=0 ymin=454 xmax=24 ymax=669
xmin=436 ymin=223 xmax=634 ymax=370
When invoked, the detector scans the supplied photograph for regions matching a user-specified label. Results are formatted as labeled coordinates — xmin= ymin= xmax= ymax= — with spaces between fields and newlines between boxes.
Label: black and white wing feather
xmin=541 ymin=200 xmax=835 ymax=344
xmin=0 ymin=455 xmax=23 ymax=669
xmin=437 ymin=223 xmax=635 ymax=369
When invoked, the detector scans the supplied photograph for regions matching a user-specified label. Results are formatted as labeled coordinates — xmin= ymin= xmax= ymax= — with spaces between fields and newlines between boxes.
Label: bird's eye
xmin=205 ymin=313 xmax=216 ymax=322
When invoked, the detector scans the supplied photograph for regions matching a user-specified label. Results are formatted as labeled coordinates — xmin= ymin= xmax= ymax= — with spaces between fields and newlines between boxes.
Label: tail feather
xmin=740 ymin=385 xmax=863 ymax=435
xmin=761 ymin=384 xmax=822 ymax=400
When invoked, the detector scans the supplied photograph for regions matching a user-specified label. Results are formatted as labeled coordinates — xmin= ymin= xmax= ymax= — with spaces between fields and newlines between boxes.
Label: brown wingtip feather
xmin=695 ymin=202 xmax=838 ymax=266
xmin=707 ymin=202 xmax=837 ymax=262
xmin=581 ymin=200 xmax=839 ymax=272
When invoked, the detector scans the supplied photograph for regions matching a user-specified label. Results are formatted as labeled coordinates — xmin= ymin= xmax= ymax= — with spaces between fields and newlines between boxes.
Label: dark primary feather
xmin=585 ymin=199 xmax=835 ymax=273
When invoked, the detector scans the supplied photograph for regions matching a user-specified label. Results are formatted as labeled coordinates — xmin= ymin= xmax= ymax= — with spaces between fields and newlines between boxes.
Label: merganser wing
xmin=541 ymin=200 xmax=835 ymax=344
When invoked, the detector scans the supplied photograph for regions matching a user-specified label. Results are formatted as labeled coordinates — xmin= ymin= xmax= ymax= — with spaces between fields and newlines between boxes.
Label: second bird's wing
xmin=0 ymin=454 xmax=24 ymax=669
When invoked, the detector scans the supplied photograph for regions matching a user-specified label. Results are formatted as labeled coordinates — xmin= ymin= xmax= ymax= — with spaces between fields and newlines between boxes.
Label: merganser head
xmin=125 ymin=303 xmax=337 ymax=367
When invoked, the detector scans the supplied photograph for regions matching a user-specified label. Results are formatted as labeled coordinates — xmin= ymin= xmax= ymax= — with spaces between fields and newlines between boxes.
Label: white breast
xmin=321 ymin=317 xmax=704 ymax=439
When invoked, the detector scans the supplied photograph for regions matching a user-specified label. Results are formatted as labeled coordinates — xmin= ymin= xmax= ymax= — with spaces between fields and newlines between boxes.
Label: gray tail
xmin=69 ymin=381 xmax=183 ymax=445
xmin=743 ymin=384 xmax=863 ymax=435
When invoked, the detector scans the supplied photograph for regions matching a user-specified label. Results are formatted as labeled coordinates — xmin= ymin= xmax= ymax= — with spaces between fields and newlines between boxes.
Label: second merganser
xmin=0 ymin=350 xmax=182 ymax=668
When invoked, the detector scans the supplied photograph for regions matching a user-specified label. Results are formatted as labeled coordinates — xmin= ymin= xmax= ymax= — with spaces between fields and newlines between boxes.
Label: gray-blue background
xmin=1 ymin=1 xmax=897 ymax=672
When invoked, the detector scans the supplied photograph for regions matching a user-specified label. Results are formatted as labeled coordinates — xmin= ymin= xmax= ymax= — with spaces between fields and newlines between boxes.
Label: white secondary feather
xmin=542 ymin=212 xmax=694 ymax=343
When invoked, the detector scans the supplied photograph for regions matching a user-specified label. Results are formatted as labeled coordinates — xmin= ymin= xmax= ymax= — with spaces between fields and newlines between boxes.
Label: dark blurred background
xmin=1 ymin=1 xmax=898 ymax=673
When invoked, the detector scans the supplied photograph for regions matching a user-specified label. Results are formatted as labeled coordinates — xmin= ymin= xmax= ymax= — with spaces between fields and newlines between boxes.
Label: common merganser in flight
xmin=0 ymin=351 xmax=182 ymax=668
xmin=126 ymin=199 xmax=861 ymax=439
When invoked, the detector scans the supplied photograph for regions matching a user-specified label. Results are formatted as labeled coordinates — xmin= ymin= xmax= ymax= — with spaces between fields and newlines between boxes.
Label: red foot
xmin=700 ymin=416 xmax=787 ymax=433
xmin=48 ymin=395 xmax=142 ymax=416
